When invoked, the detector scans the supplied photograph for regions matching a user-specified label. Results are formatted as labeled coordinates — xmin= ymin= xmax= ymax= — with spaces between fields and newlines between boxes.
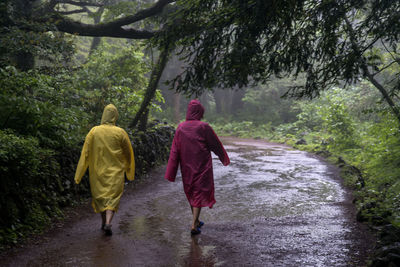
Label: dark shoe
xmin=197 ymin=221 xmax=204 ymax=228
xmin=101 ymin=224 xmax=105 ymax=231
xmin=191 ymin=227 xmax=201 ymax=236
xmin=104 ymin=224 xmax=112 ymax=236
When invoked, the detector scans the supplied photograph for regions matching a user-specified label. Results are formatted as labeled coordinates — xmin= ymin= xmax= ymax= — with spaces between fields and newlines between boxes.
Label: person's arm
xmin=204 ymin=124 xmax=230 ymax=166
xmin=164 ymin=130 xmax=180 ymax=182
xmin=74 ymin=130 xmax=92 ymax=184
xmin=121 ymin=130 xmax=135 ymax=181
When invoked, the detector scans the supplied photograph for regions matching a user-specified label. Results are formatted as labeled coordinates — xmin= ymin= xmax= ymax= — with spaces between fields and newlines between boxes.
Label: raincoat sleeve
xmin=205 ymin=124 xmax=230 ymax=166
xmin=121 ymin=130 xmax=135 ymax=181
xmin=74 ymin=129 xmax=93 ymax=184
xmin=165 ymin=131 xmax=180 ymax=182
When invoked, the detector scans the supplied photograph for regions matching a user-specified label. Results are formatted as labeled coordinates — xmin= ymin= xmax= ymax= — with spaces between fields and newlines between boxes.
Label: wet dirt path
xmin=2 ymin=137 xmax=374 ymax=266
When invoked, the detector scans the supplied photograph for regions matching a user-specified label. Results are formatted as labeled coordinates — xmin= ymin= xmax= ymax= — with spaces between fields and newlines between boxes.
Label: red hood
xmin=186 ymin=100 xmax=204 ymax=121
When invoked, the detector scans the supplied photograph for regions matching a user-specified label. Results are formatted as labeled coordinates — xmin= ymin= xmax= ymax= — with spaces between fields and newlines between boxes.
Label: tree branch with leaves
xmin=42 ymin=0 xmax=175 ymax=39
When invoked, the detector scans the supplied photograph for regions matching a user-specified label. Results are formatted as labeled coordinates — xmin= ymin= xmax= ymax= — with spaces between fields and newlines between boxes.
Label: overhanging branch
xmin=59 ymin=9 xmax=87 ymax=15
xmin=54 ymin=15 xmax=155 ymax=39
xmin=55 ymin=0 xmax=104 ymax=7
xmin=372 ymin=60 xmax=398 ymax=77
xmin=46 ymin=0 xmax=175 ymax=39
xmin=105 ymin=0 xmax=175 ymax=28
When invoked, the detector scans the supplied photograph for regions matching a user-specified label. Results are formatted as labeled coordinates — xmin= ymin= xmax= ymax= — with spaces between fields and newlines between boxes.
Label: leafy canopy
xmin=157 ymin=0 xmax=400 ymax=98
xmin=74 ymin=42 xmax=164 ymax=127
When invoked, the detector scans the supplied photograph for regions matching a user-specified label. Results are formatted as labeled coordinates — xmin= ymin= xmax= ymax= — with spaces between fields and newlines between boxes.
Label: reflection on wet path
xmin=2 ymin=137 xmax=374 ymax=266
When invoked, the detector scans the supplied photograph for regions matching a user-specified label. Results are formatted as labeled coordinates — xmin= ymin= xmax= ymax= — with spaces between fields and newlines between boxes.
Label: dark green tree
xmin=0 ymin=0 xmax=75 ymax=71
xmin=45 ymin=0 xmax=174 ymax=128
xmin=156 ymin=0 xmax=400 ymax=123
xmin=15 ymin=0 xmax=400 ymax=125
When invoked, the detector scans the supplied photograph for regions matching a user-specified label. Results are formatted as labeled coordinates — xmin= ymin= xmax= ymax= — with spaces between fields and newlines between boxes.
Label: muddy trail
xmin=1 ymin=137 xmax=374 ymax=266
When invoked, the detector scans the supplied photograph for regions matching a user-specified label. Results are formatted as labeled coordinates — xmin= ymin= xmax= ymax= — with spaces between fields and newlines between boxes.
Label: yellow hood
xmin=101 ymin=104 xmax=119 ymax=125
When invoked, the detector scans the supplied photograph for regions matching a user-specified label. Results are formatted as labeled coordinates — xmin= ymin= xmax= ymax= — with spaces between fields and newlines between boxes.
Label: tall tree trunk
xmin=88 ymin=7 xmax=104 ymax=56
xmin=231 ymin=89 xmax=245 ymax=115
xmin=214 ymin=89 xmax=235 ymax=114
xmin=214 ymin=89 xmax=224 ymax=114
xmin=129 ymin=46 xmax=170 ymax=129
xmin=13 ymin=0 xmax=35 ymax=71
xmin=138 ymin=107 xmax=150 ymax=131
xmin=225 ymin=90 xmax=233 ymax=114
xmin=89 ymin=37 xmax=102 ymax=56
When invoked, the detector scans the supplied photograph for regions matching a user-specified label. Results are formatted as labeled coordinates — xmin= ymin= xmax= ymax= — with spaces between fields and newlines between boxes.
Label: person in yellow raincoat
xmin=74 ymin=104 xmax=135 ymax=236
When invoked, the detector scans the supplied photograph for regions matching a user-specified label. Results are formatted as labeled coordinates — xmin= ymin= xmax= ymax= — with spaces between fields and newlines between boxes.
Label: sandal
xmin=197 ymin=221 xmax=204 ymax=228
xmin=104 ymin=224 xmax=113 ymax=236
xmin=191 ymin=227 xmax=201 ymax=235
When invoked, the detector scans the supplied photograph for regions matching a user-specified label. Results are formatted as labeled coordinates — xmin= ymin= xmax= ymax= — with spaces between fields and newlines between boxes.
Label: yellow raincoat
xmin=74 ymin=104 xmax=135 ymax=213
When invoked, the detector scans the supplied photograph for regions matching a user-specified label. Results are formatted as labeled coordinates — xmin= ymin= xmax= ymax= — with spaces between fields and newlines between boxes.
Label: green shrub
xmin=210 ymin=121 xmax=274 ymax=139
xmin=129 ymin=124 xmax=175 ymax=176
xmin=73 ymin=43 xmax=164 ymax=128
xmin=0 ymin=67 xmax=90 ymax=149
xmin=0 ymin=130 xmax=60 ymax=244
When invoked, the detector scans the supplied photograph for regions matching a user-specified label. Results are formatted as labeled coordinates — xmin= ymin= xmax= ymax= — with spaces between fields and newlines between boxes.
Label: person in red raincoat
xmin=165 ymin=99 xmax=230 ymax=235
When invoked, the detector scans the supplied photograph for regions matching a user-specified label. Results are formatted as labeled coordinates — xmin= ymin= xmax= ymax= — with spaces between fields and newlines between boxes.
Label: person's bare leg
xmin=190 ymin=206 xmax=202 ymax=228
xmin=103 ymin=210 xmax=115 ymax=236
xmin=106 ymin=210 xmax=115 ymax=225
xmin=191 ymin=207 xmax=201 ymax=230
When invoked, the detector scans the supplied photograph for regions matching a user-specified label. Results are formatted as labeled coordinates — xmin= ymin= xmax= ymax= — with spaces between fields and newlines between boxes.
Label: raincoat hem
xmin=92 ymin=202 xmax=119 ymax=213
xmin=165 ymin=176 xmax=175 ymax=182
xmin=189 ymin=200 xmax=216 ymax=209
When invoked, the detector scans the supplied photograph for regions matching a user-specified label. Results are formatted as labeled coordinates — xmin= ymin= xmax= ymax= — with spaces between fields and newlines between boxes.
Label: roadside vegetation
xmin=210 ymin=84 xmax=400 ymax=228
xmin=203 ymin=81 xmax=400 ymax=265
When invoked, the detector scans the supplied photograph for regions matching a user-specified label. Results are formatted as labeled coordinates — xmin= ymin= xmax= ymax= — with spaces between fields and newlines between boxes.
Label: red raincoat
xmin=165 ymin=100 xmax=230 ymax=208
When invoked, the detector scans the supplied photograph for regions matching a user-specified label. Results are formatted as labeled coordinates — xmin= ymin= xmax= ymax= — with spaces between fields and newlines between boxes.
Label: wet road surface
xmin=2 ymin=137 xmax=374 ymax=266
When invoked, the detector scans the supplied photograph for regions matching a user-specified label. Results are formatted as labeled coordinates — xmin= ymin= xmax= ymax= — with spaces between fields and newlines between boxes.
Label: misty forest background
xmin=1 ymin=0 xmax=400 ymax=262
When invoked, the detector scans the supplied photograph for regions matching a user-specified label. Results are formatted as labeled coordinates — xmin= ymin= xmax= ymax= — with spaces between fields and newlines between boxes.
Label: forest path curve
xmin=2 ymin=137 xmax=374 ymax=266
